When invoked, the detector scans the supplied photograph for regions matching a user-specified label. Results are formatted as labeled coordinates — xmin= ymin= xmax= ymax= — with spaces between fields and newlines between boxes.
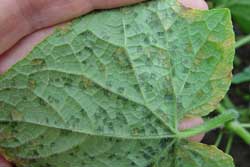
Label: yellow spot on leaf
xmin=11 ymin=111 xmax=23 ymax=121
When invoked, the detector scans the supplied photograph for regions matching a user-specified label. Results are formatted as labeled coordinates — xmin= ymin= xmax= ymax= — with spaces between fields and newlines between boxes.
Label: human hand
xmin=0 ymin=0 xmax=207 ymax=166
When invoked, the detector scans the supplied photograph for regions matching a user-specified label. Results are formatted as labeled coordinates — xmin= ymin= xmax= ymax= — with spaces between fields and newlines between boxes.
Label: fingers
xmin=179 ymin=117 xmax=205 ymax=142
xmin=0 ymin=27 xmax=54 ymax=74
xmin=0 ymin=0 xmax=31 ymax=56
xmin=179 ymin=0 xmax=208 ymax=10
xmin=0 ymin=156 xmax=12 ymax=167
xmin=91 ymin=0 xmax=145 ymax=9
xmin=15 ymin=0 xmax=144 ymax=30
xmin=0 ymin=0 xmax=144 ymax=55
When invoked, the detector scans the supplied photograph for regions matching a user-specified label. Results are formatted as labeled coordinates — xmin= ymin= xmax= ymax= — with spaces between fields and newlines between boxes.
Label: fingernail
xmin=178 ymin=0 xmax=208 ymax=10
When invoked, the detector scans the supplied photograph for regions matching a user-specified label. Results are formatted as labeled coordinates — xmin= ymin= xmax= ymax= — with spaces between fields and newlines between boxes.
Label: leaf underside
xmin=0 ymin=0 xmax=235 ymax=166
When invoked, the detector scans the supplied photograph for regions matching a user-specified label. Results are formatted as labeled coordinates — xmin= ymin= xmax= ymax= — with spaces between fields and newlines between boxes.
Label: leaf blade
xmin=0 ymin=0 xmax=235 ymax=166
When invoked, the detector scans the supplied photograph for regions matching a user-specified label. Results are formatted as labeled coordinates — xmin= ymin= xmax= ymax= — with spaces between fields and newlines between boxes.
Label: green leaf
xmin=174 ymin=141 xmax=235 ymax=167
xmin=232 ymin=66 xmax=250 ymax=84
xmin=0 ymin=0 xmax=235 ymax=166
xmin=212 ymin=0 xmax=250 ymax=33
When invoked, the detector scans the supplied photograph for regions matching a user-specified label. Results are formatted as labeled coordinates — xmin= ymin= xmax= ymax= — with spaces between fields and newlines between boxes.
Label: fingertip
xmin=0 ymin=156 xmax=12 ymax=167
xmin=179 ymin=117 xmax=205 ymax=142
xmin=92 ymin=0 xmax=144 ymax=9
xmin=187 ymin=133 xmax=205 ymax=142
xmin=0 ymin=26 xmax=54 ymax=74
xmin=178 ymin=0 xmax=208 ymax=10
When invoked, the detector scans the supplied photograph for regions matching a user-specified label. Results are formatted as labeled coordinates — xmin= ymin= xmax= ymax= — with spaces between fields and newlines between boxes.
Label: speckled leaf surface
xmin=0 ymin=0 xmax=235 ymax=166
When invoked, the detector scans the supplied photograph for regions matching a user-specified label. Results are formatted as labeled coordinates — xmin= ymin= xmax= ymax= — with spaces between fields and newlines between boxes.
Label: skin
xmin=0 ymin=0 xmax=208 ymax=166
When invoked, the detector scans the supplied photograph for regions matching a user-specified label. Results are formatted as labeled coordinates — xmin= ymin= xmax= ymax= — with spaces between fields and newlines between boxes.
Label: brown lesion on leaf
xmin=31 ymin=58 xmax=46 ymax=66
xmin=28 ymin=79 xmax=36 ymax=90
xmin=179 ymin=9 xmax=201 ymax=23
xmin=11 ymin=110 xmax=24 ymax=121
xmin=98 ymin=63 xmax=106 ymax=72
xmin=79 ymin=76 xmax=94 ymax=90
xmin=57 ymin=23 xmax=73 ymax=34
xmin=132 ymin=128 xmax=139 ymax=136
xmin=113 ymin=48 xmax=129 ymax=66
xmin=223 ymin=35 xmax=235 ymax=48
xmin=185 ymin=41 xmax=193 ymax=53
xmin=0 ymin=129 xmax=13 ymax=141
xmin=226 ymin=72 xmax=233 ymax=80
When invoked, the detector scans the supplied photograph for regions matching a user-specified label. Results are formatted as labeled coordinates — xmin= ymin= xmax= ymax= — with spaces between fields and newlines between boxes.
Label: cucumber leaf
xmin=211 ymin=0 xmax=250 ymax=33
xmin=0 ymin=0 xmax=235 ymax=166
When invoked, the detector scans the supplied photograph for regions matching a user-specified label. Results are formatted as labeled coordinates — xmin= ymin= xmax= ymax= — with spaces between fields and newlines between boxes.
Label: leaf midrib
xmin=121 ymin=9 xmax=176 ymax=134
